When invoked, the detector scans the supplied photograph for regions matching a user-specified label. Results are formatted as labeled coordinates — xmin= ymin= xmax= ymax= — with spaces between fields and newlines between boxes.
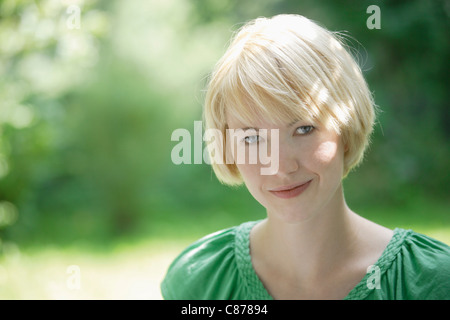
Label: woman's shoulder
xmin=402 ymin=229 xmax=450 ymax=274
xmin=401 ymin=229 xmax=450 ymax=266
xmin=348 ymin=228 xmax=450 ymax=300
xmin=160 ymin=221 xmax=257 ymax=299
xmin=398 ymin=229 xmax=450 ymax=299
xmin=377 ymin=228 xmax=450 ymax=299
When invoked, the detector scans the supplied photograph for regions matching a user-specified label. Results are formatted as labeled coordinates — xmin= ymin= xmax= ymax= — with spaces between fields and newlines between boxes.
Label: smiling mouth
xmin=269 ymin=180 xmax=312 ymax=199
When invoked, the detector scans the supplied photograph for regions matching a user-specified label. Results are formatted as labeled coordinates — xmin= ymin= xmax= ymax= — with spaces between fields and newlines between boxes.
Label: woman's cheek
xmin=237 ymin=163 xmax=269 ymax=204
xmin=313 ymin=141 xmax=338 ymax=165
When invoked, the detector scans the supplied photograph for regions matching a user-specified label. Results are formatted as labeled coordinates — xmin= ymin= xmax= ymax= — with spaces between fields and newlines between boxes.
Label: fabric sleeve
xmin=350 ymin=229 xmax=450 ymax=300
xmin=398 ymin=232 xmax=450 ymax=299
xmin=160 ymin=226 xmax=243 ymax=300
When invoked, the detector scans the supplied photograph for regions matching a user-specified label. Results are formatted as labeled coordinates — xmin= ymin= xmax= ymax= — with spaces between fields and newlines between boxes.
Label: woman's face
xmin=226 ymin=114 xmax=346 ymax=223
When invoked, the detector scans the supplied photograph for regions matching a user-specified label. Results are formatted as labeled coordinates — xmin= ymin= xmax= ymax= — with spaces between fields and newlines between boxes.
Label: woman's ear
xmin=341 ymin=133 xmax=349 ymax=153
xmin=340 ymin=134 xmax=349 ymax=153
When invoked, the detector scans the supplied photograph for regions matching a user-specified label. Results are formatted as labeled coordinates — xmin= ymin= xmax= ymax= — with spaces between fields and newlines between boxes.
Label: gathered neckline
xmin=234 ymin=220 xmax=411 ymax=300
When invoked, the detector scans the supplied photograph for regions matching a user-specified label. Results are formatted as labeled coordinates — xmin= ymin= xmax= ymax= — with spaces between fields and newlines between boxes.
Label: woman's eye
xmin=296 ymin=125 xmax=314 ymax=135
xmin=243 ymin=135 xmax=260 ymax=144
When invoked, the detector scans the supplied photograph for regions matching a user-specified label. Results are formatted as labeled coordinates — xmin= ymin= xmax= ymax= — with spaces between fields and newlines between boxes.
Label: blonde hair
xmin=204 ymin=14 xmax=376 ymax=185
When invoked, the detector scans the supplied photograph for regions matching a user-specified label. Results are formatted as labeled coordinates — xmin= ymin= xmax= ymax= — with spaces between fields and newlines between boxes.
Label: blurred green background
xmin=0 ymin=0 xmax=448 ymax=299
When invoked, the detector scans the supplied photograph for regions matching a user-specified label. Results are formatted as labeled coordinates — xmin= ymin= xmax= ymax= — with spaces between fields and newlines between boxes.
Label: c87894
xmin=225 ymin=304 xmax=268 ymax=315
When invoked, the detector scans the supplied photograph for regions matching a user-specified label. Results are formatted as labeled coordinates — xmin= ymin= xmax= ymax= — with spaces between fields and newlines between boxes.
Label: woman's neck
xmin=254 ymin=187 xmax=358 ymax=278
xmin=249 ymin=185 xmax=392 ymax=299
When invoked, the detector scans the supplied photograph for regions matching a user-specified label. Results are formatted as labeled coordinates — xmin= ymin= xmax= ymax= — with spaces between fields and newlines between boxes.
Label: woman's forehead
xmin=225 ymin=109 xmax=306 ymax=130
xmin=225 ymin=108 xmax=276 ymax=128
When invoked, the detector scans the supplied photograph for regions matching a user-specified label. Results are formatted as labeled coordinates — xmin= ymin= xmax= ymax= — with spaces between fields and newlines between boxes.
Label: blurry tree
xmin=0 ymin=0 xmax=242 ymax=247
xmin=0 ymin=0 xmax=110 ymax=245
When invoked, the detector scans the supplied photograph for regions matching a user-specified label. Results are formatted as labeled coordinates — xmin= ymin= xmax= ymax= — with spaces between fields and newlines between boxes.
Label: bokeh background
xmin=0 ymin=0 xmax=448 ymax=299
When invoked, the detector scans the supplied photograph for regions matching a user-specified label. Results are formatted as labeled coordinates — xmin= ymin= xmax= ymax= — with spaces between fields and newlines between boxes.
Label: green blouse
xmin=161 ymin=221 xmax=450 ymax=300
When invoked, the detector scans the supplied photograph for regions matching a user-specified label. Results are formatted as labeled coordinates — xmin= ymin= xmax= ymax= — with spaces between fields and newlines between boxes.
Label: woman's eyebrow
xmin=240 ymin=126 xmax=259 ymax=131
xmin=288 ymin=119 xmax=301 ymax=127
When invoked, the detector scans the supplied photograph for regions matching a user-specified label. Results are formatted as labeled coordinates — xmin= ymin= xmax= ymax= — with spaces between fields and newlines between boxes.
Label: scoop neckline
xmin=234 ymin=220 xmax=412 ymax=300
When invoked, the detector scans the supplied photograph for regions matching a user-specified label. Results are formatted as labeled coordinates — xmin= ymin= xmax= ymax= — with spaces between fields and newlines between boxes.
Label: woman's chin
xmin=266 ymin=207 xmax=316 ymax=224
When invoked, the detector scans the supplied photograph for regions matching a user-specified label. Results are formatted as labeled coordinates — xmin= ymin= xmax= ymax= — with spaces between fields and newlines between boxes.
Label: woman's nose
xmin=261 ymin=136 xmax=299 ymax=177
xmin=276 ymin=143 xmax=299 ymax=176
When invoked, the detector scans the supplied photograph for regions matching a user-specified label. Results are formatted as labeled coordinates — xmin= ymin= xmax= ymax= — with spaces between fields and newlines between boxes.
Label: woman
xmin=161 ymin=14 xmax=450 ymax=300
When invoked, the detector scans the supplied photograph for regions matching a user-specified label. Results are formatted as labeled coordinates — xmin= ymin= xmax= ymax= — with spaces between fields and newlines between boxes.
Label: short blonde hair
xmin=204 ymin=14 xmax=376 ymax=185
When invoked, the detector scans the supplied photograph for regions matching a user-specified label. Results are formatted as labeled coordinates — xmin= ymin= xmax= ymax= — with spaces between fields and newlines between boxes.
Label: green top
xmin=161 ymin=221 xmax=450 ymax=300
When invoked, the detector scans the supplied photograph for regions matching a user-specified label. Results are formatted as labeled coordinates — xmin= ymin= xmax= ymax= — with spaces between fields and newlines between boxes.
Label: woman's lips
xmin=269 ymin=180 xmax=312 ymax=199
